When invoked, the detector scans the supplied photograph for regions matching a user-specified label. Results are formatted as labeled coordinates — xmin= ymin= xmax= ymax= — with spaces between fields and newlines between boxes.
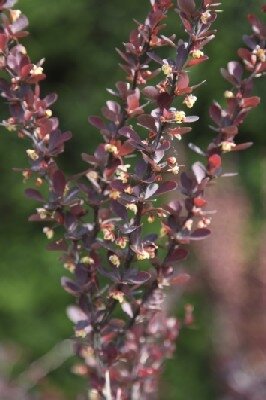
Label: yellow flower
xmin=45 ymin=109 xmax=53 ymax=117
xmin=148 ymin=215 xmax=155 ymax=223
xmin=75 ymin=328 xmax=87 ymax=339
xmin=174 ymin=111 xmax=186 ymax=123
xmin=183 ymin=94 xmax=197 ymax=108
xmin=116 ymin=236 xmax=128 ymax=249
xmin=43 ymin=227 xmax=54 ymax=239
xmin=30 ymin=65 xmax=44 ymax=76
xmin=109 ymin=189 xmax=121 ymax=200
xmin=224 ymin=90 xmax=234 ymax=99
xmin=103 ymin=229 xmax=115 ymax=242
xmin=26 ymin=149 xmax=38 ymax=160
xmin=109 ymin=290 xmax=125 ymax=303
xmin=191 ymin=49 xmax=204 ymax=59
xmin=221 ymin=141 xmax=236 ymax=152
xmin=64 ymin=262 xmax=75 ymax=273
xmin=184 ymin=219 xmax=193 ymax=231
xmin=10 ymin=10 xmax=22 ymax=22
xmin=200 ymin=10 xmax=211 ymax=24
xmin=81 ymin=256 xmax=94 ymax=265
xmin=136 ymin=250 xmax=150 ymax=261
xmin=161 ymin=60 xmax=173 ymax=77
xmin=37 ymin=208 xmax=47 ymax=220
xmin=105 ymin=143 xmax=118 ymax=155
xmin=253 ymin=46 xmax=266 ymax=63
xmin=124 ymin=185 xmax=133 ymax=194
xmin=126 ymin=203 xmax=138 ymax=214
xmin=109 ymin=254 xmax=120 ymax=267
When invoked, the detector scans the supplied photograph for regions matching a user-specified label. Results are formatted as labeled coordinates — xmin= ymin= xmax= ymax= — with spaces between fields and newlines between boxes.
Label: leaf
xmin=190 ymin=228 xmax=211 ymax=240
xmin=157 ymin=92 xmax=173 ymax=109
xmin=188 ymin=143 xmax=206 ymax=156
xmin=11 ymin=15 xmax=29 ymax=33
xmin=145 ymin=183 xmax=159 ymax=199
xmin=117 ymin=223 xmax=140 ymax=234
xmin=67 ymin=305 xmax=87 ymax=323
xmin=119 ymin=126 xmax=141 ymax=142
xmin=177 ymin=0 xmax=196 ymax=14
xmin=25 ymin=188 xmax=44 ymax=202
xmin=170 ymin=272 xmax=190 ymax=286
xmin=180 ymin=172 xmax=195 ymax=193
xmin=111 ymin=200 xmax=128 ymax=220
xmin=176 ymin=41 xmax=189 ymax=71
xmin=88 ymin=116 xmax=105 ymax=130
xmin=147 ymin=51 xmax=163 ymax=65
xmin=52 ymin=170 xmax=66 ymax=196
xmin=164 ymin=248 xmax=189 ymax=266
xmin=156 ymin=181 xmax=177 ymax=196
xmin=241 ymin=96 xmax=260 ymax=108
xmin=209 ymin=102 xmax=222 ymax=125
xmin=233 ymin=142 xmax=253 ymax=151
xmin=123 ymin=270 xmax=151 ymax=285
xmin=137 ymin=114 xmax=157 ymax=132
xmin=61 ymin=277 xmax=80 ymax=296
xmin=121 ymin=302 xmax=133 ymax=318
xmin=192 ymin=162 xmax=206 ymax=184
xmin=44 ymin=92 xmax=58 ymax=107
xmin=142 ymin=86 xmax=159 ymax=100
xmin=184 ymin=115 xmax=199 ymax=123
xmin=46 ymin=239 xmax=68 ymax=252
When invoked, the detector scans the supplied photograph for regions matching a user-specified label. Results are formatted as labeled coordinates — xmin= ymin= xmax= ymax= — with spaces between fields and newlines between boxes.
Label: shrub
xmin=0 ymin=0 xmax=265 ymax=398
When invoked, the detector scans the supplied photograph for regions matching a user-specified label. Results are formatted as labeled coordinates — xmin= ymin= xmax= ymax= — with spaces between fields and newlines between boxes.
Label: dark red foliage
xmin=0 ymin=0 xmax=265 ymax=399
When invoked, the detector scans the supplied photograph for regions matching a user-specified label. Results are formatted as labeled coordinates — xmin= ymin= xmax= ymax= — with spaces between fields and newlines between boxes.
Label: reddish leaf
xmin=46 ymin=239 xmax=68 ymax=252
xmin=241 ymin=96 xmax=260 ymax=108
xmin=165 ymin=248 xmax=189 ymax=266
xmin=123 ymin=270 xmax=151 ymax=285
xmin=25 ymin=188 xmax=44 ymax=202
xmin=190 ymin=228 xmax=211 ymax=240
xmin=88 ymin=116 xmax=105 ymax=130
xmin=52 ymin=170 xmax=66 ymax=196
xmin=156 ymin=181 xmax=177 ymax=196
xmin=177 ymin=0 xmax=196 ymax=14
xmin=137 ymin=114 xmax=157 ymax=132
xmin=170 ymin=272 xmax=190 ymax=286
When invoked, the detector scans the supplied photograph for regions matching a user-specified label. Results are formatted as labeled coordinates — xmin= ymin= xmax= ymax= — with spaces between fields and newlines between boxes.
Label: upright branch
xmin=0 ymin=0 xmax=265 ymax=399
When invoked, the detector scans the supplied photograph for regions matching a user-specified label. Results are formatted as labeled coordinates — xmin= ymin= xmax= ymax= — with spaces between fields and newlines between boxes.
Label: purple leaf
xmin=44 ymin=93 xmax=58 ymax=107
xmin=157 ymin=92 xmax=173 ymax=109
xmin=46 ymin=239 xmax=68 ymax=252
xmin=52 ymin=170 xmax=66 ymax=196
xmin=119 ymin=126 xmax=141 ymax=142
xmin=190 ymin=228 xmax=211 ymax=240
xmin=156 ymin=181 xmax=177 ymax=196
xmin=177 ymin=0 xmax=196 ymax=14
xmin=137 ymin=114 xmax=157 ymax=132
xmin=25 ymin=188 xmax=44 ymax=202
xmin=111 ymin=200 xmax=128 ymax=220
xmin=123 ymin=270 xmax=151 ymax=285
xmin=61 ymin=277 xmax=80 ymax=296
xmin=88 ymin=116 xmax=105 ymax=130
xmin=164 ymin=248 xmax=189 ymax=266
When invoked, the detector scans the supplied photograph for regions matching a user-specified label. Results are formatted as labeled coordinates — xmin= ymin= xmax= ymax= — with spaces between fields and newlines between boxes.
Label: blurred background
xmin=0 ymin=0 xmax=265 ymax=399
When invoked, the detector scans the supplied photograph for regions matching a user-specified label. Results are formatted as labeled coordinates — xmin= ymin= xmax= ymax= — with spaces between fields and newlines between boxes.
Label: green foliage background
xmin=0 ymin=0 xmax=265 ymax=398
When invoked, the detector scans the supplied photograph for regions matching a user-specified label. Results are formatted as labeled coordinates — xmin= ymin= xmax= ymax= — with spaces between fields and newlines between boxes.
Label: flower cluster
xmin=0 ymin=0 xmax=265 ymax=398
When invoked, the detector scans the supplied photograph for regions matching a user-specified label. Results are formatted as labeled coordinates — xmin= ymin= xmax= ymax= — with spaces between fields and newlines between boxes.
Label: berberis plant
xmin=0 ymin=0 xmax=265 ymax=398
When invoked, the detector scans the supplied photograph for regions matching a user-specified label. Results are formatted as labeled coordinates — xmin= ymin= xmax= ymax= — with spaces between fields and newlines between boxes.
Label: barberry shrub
xmin=0 ymin=0 xmax=265 ymax=398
